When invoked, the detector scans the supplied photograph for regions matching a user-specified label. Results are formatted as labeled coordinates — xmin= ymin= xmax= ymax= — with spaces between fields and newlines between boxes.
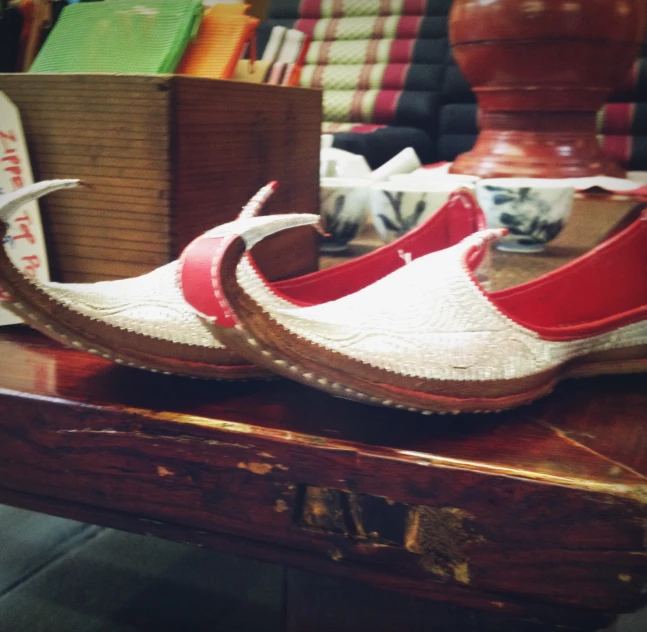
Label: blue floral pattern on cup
xmin=377 ymin=191 xmax=428 ymax=238
xmin=476 ymin=180 xmax=574 ymax=252
xmin=484 ymin=185 xmax=566 ymax=246
xmin=321 ymin=192 xmax=362 ymax=248
xmin=319 ymin=178 xmax=369 ymax=252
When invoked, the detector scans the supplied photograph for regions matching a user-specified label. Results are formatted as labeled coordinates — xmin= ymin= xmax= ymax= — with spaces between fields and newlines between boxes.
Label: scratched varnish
xmin=0 ymin=323 xmax=646 ymax=631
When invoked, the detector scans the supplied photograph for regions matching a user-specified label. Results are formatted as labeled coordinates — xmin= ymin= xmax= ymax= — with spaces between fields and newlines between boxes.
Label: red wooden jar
xmin=449 ymin=0 xmax=647 ymax=178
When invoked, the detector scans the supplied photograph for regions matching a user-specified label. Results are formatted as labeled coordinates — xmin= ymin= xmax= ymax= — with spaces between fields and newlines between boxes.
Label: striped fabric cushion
xmin=263 ymin=0 xmax=446 ymax=140
xmin=294 ymin=15 xmax=446 ymax=40
xmin=596 ymin=51 xmax=647 ymax=168
xmin=321 ymin=89 xmax=438 ymax=126
xmin=260 ymin=0 xmax=446 ymax=165
xmin=305 ymin=38 xmax=445 ymax=65
xmin=265 ymin=1 xmax=647 ymax=170
xmin=300 ymin=63 xmax=442 ymax=90
xmin=271 ymin=0 xmax=452 ymax=19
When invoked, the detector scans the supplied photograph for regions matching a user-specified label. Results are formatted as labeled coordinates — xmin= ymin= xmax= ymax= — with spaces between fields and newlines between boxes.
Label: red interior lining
xmin=270 ymin=190 xmax=484 ymax=305
xmin=490 ymin=218 xmax=647 ymax=335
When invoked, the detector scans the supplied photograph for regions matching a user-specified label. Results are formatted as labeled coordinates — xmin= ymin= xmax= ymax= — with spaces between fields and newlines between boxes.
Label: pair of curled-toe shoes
xmin=1 ymin=180 xmax=646 ymax=414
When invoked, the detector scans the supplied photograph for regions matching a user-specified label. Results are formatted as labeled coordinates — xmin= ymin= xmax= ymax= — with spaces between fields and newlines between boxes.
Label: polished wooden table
xmin=0 ymin=198 xmax=645 ymax=631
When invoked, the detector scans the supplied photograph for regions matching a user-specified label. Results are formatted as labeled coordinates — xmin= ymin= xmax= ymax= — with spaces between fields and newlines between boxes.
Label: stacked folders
xmin=241 ymin=25 xmax=310 ymax=86
xmin=176 ymin=4 xmax=259 ymax=80
xmin=30 ymin=0 xmax=204 ymax=74
xmin=30 ymin=0 xmax=261 ymax=81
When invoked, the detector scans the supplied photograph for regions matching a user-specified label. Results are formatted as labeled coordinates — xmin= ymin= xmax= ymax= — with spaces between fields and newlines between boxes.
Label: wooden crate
xmin=0 ymin=74 xmax=321 ymax=282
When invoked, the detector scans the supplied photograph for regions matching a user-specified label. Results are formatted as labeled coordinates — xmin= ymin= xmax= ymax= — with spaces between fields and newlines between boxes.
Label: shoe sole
xmin=7 ymin=298 xmax=271 ymax=379
xmin=0 ymin=212 xmax=270 ymax=378
xmin=216 ymin=323 xmax=647 ymax=414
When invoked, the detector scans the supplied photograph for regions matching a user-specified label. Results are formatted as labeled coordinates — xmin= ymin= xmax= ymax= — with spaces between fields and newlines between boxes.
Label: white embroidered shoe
xmin=0 ymin=180 xmax=271 ymax=378
xmin=0 ymin=181 xmax=484 ymax=379
xmin=189 ymin=192 xmax=647 ymax=413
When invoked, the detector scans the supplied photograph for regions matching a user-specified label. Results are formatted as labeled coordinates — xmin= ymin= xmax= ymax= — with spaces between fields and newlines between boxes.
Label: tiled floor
xmin=1 ymin=504 xmax=645 ymax=632
xmin=0 ymin=505 xmax=283 ymax=632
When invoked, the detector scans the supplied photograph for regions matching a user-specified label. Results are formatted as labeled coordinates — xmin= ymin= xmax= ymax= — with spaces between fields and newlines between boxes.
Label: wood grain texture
xmin=0 ymin=323 xmax=645 ymax=627
xmin=0 ymin=74 xmax=321 ymax=282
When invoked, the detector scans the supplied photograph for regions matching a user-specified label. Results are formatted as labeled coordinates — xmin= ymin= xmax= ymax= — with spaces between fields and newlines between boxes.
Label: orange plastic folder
xmin=176 ymin=6 xmax=259 ymax=80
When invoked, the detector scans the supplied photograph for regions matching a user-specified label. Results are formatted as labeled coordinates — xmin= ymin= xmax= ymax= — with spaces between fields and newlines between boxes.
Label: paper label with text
xmin=0 ymin=91 xmax=50 ymax=326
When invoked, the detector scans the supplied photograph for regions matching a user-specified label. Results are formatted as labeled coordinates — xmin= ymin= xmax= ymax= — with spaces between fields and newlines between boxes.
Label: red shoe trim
xmin=180 ymin=189 xmax=485 ymax=318
xmin=273 ymin=188 xmax=484 ymax=304
xmin=468 ymin=211 xmax=647 ymax=341
xmin=180 ymin=235 xmax=239 ymax=328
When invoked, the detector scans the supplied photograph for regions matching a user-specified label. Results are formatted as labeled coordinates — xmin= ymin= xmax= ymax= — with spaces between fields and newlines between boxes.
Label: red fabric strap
xmin=179 ymin=235 xmax=239 ymax=328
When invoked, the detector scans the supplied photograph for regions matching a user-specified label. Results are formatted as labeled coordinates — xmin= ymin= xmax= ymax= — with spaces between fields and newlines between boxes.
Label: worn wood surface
xmin=0 ymin=74 xmax=321 ymax=283
xmin=0 ymin=323 xmax=645 ymax=629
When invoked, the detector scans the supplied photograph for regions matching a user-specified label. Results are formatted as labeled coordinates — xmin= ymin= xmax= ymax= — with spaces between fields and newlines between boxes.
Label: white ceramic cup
xmin=475 ymin=178 xmax=575 ymax=253
xmin=388 ymin=172 xmax=480 ymax=188
xmin=369 ymin=181 xmax=456 ymax=243
xmin=370 ymin=147 xmax=422 ymax=182
xmin=319 ymin=177 xmax=370 ymax=252
xmin=320 ymin=148 xmax=372 ymax=179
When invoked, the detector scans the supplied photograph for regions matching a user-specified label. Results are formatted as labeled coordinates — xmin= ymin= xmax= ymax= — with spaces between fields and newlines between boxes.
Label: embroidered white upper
xmin=233 ymin=227 xmax=647 ymax=382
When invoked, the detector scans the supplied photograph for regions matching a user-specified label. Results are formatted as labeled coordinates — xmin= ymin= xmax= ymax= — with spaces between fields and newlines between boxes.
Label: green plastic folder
xmin=30 ymin=0 xmax=203 ymax=74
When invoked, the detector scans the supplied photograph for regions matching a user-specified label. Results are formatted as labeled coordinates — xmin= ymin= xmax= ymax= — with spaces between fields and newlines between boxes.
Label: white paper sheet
xmin=0 ymin=91 xmax=50 ymax=326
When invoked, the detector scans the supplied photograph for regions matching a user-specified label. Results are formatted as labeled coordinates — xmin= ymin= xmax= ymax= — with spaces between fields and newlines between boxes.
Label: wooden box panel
xmin=0 ymin=74 xmax=321 ymax=282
